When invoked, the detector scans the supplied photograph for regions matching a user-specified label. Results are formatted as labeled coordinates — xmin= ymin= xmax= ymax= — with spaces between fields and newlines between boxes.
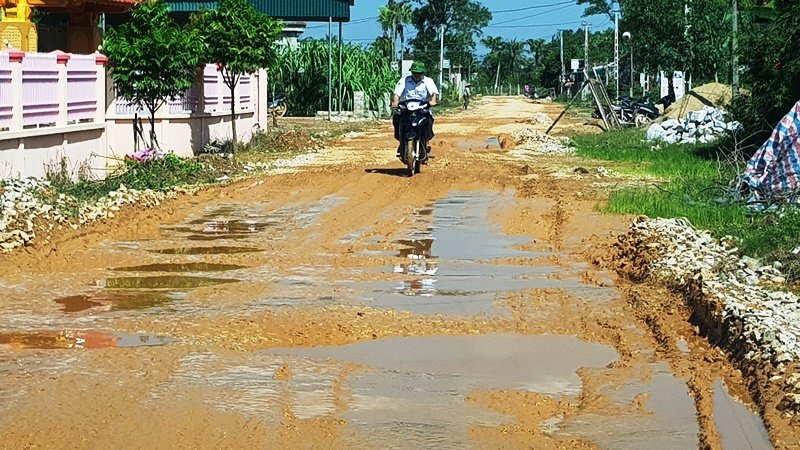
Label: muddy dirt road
xmin=0 ymin=97 xmax=785 ymax=448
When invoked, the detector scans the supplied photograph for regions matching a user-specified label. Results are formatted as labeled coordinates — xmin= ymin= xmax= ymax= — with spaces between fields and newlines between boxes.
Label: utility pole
xmin=328 ymin=17 xmax=332 ymax=121
xmin=583 ymin=22 xmax=589 ymax=100
xmin=583 ymin=22 xmax=589 ymax=71
xmin=438 ymin=25 xmax=445 ymax=89
xmin=614 ymin=1 xmax=620 ymax=98
xmin=559 ymin=29 xmax=565 ymax=96
xmin=731 ymin=0 xmax=739 ymax=98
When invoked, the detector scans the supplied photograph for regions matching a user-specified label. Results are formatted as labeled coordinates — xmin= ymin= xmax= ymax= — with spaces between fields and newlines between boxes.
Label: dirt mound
xmin=664 ymin=83 xmax=733 ymax=119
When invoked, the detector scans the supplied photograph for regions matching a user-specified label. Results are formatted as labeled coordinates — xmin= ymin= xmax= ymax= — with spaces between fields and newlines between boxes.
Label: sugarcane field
xmin=0 ymin=0 xmax=798 ymax=448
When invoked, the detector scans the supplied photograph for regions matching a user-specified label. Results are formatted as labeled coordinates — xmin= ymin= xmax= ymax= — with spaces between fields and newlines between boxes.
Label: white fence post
xmin=257 ymin=68 xmax=268 ymax=130
xmin=55 ymin=51 xmax=70 ymax=127
xmin=94 ymin=51 xmax=108 ymax=123
xmin=9 ymin=50 xmax=24 ymax=131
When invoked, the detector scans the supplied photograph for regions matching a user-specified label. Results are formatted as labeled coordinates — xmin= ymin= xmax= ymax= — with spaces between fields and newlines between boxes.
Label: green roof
xmin=167 ymin=0 xmax=354 ymax=21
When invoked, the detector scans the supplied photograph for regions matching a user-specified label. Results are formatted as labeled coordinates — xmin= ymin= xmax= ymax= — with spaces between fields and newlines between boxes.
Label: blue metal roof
xmin=166 ymin=0 xmax=354 ymax=21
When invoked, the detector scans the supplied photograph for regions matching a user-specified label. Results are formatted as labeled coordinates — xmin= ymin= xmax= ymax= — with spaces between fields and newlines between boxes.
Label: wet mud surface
xmin=0 ymin=98 xmax=791 ymax=448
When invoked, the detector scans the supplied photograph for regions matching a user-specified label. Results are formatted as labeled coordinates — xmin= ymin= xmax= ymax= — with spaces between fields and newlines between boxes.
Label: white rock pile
xmin=625 ymin=217 xmax=800 ymax=413
xmin=510 ymin=127 xmax=574 ymax=156
xmin=646 ymin=106 xmax=742 ymax=144
xmin=0 ymin=178 xmax=188 ymax=251
xmin=519 ymin=113 xmax=553 ymax=126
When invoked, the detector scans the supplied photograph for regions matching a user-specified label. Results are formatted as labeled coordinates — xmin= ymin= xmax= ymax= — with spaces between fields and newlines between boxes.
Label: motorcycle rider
xmin=391 ymin=61 xmax=439 ymax=157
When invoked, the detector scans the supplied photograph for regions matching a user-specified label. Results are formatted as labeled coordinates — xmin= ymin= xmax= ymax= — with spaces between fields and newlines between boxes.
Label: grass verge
xmin=572 ymin=127 xmax=800 ymax=282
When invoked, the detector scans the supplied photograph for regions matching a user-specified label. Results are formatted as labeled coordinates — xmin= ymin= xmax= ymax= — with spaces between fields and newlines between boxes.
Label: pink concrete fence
xmin=0 ymin=50 xmax=107 ymax=133
xmin=113 ymin=64 xmax=255 ymax=117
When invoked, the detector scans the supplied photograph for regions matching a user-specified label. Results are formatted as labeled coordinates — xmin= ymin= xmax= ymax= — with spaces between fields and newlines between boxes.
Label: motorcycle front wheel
xmin=273 ymin=102 xmax=288 ymax=117
xmin=406 ymin=138 xmax=416 ymax=177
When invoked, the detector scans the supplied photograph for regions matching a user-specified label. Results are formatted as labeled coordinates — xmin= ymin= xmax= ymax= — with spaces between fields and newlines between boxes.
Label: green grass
xmin=572 ymin=127 xmax=800 ymax=282
xmin=42 ymin=153 xmax=217 ymax=217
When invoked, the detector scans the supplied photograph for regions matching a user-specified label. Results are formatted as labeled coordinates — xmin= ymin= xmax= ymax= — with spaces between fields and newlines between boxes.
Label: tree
xmin=408 ymin=0 xmax=491 ymax=83
xmin=576 ymin=0 xmax=613 ymax=19
xmin=481 ymin=36 xmax=503 ymax=91
xmin=191 ymin=0 xmax=282 ymax=148
xmin=103 ymin=0 xmax=201 ymax=149
xmin=525 ymin=38 xmax=546 ymax=67
xmin=378 ymin=0 xmax=413 ymax=71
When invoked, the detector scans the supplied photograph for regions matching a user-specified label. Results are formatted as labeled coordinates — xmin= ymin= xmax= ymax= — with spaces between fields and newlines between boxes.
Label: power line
xmin=490 ymin=4 xmax=574 ymax=26
xmin=490 ymin=1 xmax=575 ymax=14
xmin=487 ymin=20 xmax=584 ymax=29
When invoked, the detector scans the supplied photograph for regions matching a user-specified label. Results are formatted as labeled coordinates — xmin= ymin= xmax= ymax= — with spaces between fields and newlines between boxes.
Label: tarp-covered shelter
xmin=741 ymin=100 xmax=800 ymax=201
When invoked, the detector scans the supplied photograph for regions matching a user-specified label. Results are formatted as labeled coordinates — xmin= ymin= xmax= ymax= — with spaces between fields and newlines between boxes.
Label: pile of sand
xmin=663 ymin=83 xmax=734 ymax=119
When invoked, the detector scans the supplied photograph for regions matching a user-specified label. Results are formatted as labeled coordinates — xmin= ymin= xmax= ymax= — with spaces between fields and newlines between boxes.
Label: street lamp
xmin=622 ymin=31 xmax=632 ymax=97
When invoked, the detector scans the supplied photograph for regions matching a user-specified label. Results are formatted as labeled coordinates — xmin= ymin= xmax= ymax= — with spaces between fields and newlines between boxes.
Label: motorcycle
xmin=592 ymin=95 xmax=662 ymax=126
xmin=268 ymin=92 xmax=288 ymax=117
xmin=396 ymin=99 xmax=432 ymax=177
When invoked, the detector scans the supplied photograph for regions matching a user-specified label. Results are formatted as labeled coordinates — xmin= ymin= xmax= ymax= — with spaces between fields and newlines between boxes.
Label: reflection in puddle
xmin=165 ymin=197 xmax=347 ymax=241
xmin=363 ymin=192 xmax=568 ymax=316
xmin=396 ymin=239 xmax=436 ymax=259
xmin=97 ymin=276 xmax=239 ymax=289
xmin=0 ymin=330 xmax=171 ymax=350
xmin=186 ymin=233 xmax=253 ymax=241
xmin=55 ymin=295 xmax=103 ymax=313
xmin=366 ymin=262 xmax=584 ymax=315
xmin=150 ymin=246 xmax=262 ymax=255
xmin=393 ymin=260 xmax=438 ymax=276
xmin=112 ymin=262 xmax=247 ymax=272
xmin=54 ymin=291 xmax=180 ymax=313
xmin=713 ymin=380 xmax=773 ymax=450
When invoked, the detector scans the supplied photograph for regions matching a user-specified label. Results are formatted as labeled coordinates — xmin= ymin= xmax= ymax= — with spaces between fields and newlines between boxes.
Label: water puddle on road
xmin=556 ymin=363 xmax=700 ymax=448
xmin=111 ymin=262 xmax=247 ymax=272
xmin=0 ymin=330 xmax=171 ymax=350
xmin=54 ymin=291 xmax=182 ymax=313
xmin=153 ymin=334 xmax=622 ymax=447
xmin=456 ymin=136 xmax=502 ymax=151
xmin=162 ymin=197 xmax=346 ymax=242
xmin=150 ymin=246 xmax=263 ymax=255
xmin=97 ymin=276 xmax=239 ymax=289
xmin=713 ymin=379 xmax=773 ymax=449
xmin=357 ymin=192 xmax=591 ymax=315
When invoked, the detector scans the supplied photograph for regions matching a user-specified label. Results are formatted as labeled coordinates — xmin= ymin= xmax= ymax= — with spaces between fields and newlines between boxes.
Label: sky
xmin=301 ymin=0 xmax=612 ymax=57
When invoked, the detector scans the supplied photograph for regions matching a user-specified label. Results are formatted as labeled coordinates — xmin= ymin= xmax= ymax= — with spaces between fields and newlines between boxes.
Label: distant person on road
xmin=391 ymin=61 xmax=440 ymax=157
xmin=463 ymin=83 xmax=471 ymax=110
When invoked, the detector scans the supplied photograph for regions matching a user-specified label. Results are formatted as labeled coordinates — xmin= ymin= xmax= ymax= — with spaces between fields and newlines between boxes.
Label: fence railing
xmin=0 ymin=50 xmax=106 ymax=133
xmin=0 ymin=53 xmax=262 ymax=132
xmin=111 ymin=64 xmax=255 ymax=117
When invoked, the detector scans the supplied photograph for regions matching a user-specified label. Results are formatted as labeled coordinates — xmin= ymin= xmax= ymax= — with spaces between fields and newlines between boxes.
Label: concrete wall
xmin=0 ymin=123 xmax=106 ymax=178
xmin=106 ymin=111 xmax=258 ymax=158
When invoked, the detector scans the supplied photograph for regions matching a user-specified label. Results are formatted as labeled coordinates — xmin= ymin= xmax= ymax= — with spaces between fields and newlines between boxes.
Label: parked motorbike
xmin=268 ymin=93 xmax=288 ymax=117
xmin=592 ymin=95 xmax=662 ymax=126
xmin=396 ymin=99 xmax=432 ymax=176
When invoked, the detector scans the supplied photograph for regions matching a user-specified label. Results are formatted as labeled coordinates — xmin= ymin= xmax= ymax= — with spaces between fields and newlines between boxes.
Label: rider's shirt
xmin=394 ymin=75 xmax=440 ymax=102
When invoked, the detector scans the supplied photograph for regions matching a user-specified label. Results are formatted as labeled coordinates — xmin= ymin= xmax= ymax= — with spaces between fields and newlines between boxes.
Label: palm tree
xmin=525 ymin=38 xmax=545 ymax=67
xmin=481 ymin=36 xmax=504 ymax=92
xmin=378 ymin=0 xmax=413 ymax=72
xmin=503 ymin=39 xmax=525 ymax=85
